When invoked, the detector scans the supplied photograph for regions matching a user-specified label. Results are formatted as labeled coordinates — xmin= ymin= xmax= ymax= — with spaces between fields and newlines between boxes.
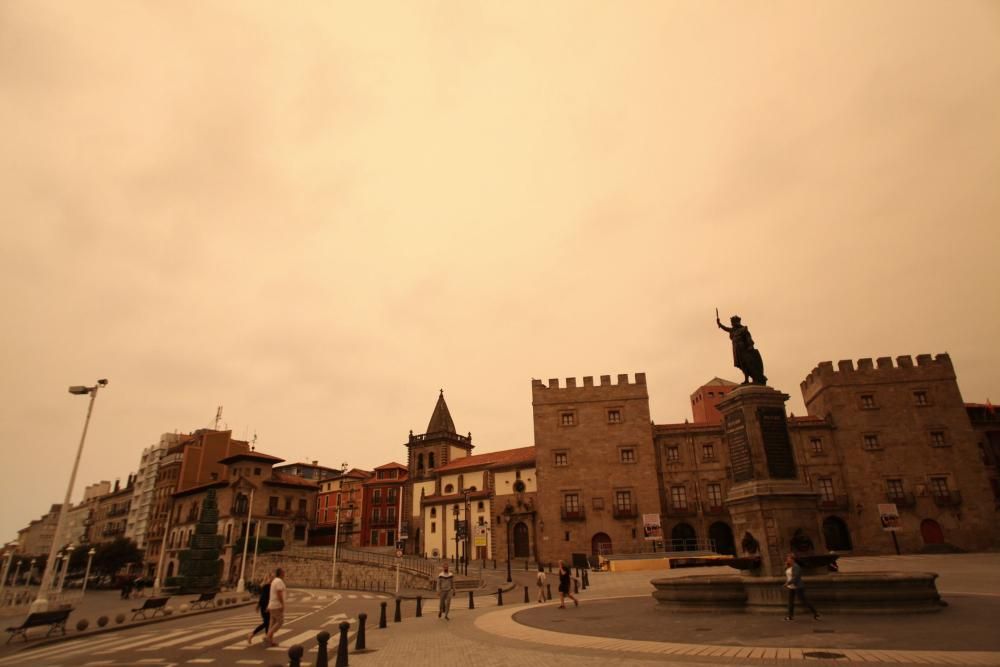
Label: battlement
xmin=531 ymin=372 xmax=648 ymax=403
xmin=800 ymin=353 xmax=954 ymax=400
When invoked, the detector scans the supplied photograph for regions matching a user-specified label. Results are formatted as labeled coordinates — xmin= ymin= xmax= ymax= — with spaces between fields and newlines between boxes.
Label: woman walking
xmin=536 ymin=564 xmax=547 ymax=603
xmin=783 ymin=554 xmax=820 ymax=621
xmin=247 ymin=574 xmax=273 ymax=644
xmin=556 ymin=560 xmax=579 ymax=608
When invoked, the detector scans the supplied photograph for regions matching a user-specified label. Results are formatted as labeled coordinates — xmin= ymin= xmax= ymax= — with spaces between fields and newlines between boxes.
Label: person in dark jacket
xmin=247 ymin=574 xmax=273 ymax=644
xmin=556 ymin=560 xmax=579 ymax=609
xmin=783 ymin=554 xmax=820 ymax=621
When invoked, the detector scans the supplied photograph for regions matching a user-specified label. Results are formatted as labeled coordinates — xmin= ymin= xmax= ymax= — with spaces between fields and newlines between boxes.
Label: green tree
xmin=92 ymin=538 xmax=144 ymax=577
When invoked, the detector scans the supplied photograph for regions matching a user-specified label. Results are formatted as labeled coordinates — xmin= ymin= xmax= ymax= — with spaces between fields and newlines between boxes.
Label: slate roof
xmin=426 ymin=390 xmax=457 ymax=434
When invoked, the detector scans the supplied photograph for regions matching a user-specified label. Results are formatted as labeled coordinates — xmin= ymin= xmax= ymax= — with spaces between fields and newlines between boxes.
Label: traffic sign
xmin=395 ymin=549 xmax=403 ymax=558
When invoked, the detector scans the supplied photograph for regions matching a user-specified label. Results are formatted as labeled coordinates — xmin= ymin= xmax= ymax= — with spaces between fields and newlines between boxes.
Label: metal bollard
xmin=416 ymin=596 xmax=422 ymax=617
xmin=355 ymin=613 xmax=367 ymax=651
xmin=525 ymin=560 xmax=529 ymax=571
xmin=523 ymin=586 xmax=529 ymax=603
xmin=583 ymin=569 xmax=589 ymax=589
xmin=546 ymin=583 xmax=552 ymax=600
xmin=497 ymin=587 xmax=503 ymax=606
xmin=493 ymin=559 xmax=496 ymax=569
xmin=548 ymin=562 xmax=552 ymax=573
xmin=394 ymin=598 xmax=402 ymax=623
xmin=468 ymin=590 xmax=475 ymax=609
xmin=378 ymin=601 xmax=387 ymax=629
xmin=336 ymin=621 xmax=350 ymax=667
xmin=574 ymin=578 xmax=579 ymax=595
xmin=315 ymin=630 xmax=330 ymax=667
xmin=288 ymin=644 xmax=304 ymax=667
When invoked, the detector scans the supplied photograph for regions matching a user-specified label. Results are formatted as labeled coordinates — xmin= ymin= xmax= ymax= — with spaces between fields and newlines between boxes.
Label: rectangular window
xmin=707 ymin=483 xmax=723 ymax=508
xmin=431 ymin=522 xmax=436 ymax=533
xmin=370 ymin=530 xmax=378 ymax=545
xmin=860 ymin=394 xmax=877 ymax=409
xmin=914 ymin=391 xmax=929 ymax=406
xmin=818 ymin=478 xmax=835 ymax=502
xmin=387 ymin=507 xmax=396 ymax=522
xmin=930 ymin=431 xmax=947 ymax=447
xmin=810 ymin=437 xmax=824 ymax=454
xmin=614 ymin=490 xmax=632 ymax=511
xmin=554 ymin=451 xmax=568 ymax=467
xmin=607 ymin=409 xmax=622 ymax=424
xmin=887 ymin=479 xmax=904 ymax=498
xmin=863 ymin=434 xmax=880 ymax=450
xmin=298 ymin=498 xmax=307 ymax=514
xmin=266 ymin=523 xmax=283 ymax=538
xmin=560 ymin=411 xmax=575 ymax=426
xmin=620 ymin=447 xmax=636 ymax=463
xmin=930 ymin=477 xmax=949 ymax=497
xmin=564 ymin=494 xmax=580 ymax=512
xmin=372 ymin=508 xmax=380 ymax=522
xmin=670 ymin=486 xmax=687 ymax=509
xmin=387 ymin=488 xmax=398 ymax=503
xmin=387 ymin=530 xmax=395 ymax=545
xmin=666 ymin=446 xmax=679 ymax=462
xmin=702 ymin=444 xmax=715 ymax=460
xmin=373 ymin=489 xmax=381 ymax=504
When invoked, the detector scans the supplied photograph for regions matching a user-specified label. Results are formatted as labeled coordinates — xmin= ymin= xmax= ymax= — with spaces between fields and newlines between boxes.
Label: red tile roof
xmin=433 ymin=446 xmax=535 ymax=473
xmin=266 ymin=472 xmax=319 ymax=489
xmin=374 ymin=462 xmax=407 ymax=471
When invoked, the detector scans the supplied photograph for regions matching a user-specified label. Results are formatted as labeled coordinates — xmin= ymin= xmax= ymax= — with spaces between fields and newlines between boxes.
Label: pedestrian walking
xmin=783 ymin=554 xmax=820 ymax=621
xmin=247 ymin=574 xmax=273 ymax=645
xmin=556 ymin=560 xmax=578 ymax=608
xmin=264 ymin=567 xmax=287 ymax=646
xmin=437 ymin=561 xmax=454 ymax=620
xmin=536 ymin=564 xmax=547 ymax=603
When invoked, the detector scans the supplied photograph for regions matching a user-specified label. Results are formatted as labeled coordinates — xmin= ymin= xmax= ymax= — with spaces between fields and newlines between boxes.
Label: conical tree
xmin=176 ymin=488 xmax=224 ymax=593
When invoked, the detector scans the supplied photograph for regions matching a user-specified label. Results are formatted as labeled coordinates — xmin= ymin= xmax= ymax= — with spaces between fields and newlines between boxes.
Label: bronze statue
xmin=716 ymin=309 xmax=767 ymax=385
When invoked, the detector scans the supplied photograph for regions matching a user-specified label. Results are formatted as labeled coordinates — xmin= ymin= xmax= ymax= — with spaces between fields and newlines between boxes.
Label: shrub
xmin=97 ymin=616 xmax=109 ymax=627
xmin=76 ymin=619 xmax=89 ymax=632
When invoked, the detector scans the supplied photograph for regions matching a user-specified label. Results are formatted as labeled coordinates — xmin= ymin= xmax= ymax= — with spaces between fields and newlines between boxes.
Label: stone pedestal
xmin=718 ymin=385 xmax=822 ymax=577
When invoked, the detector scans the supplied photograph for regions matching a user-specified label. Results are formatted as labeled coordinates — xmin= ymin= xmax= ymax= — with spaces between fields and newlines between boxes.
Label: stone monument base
xmin=652 ymin=572 xmax=943 ymax=614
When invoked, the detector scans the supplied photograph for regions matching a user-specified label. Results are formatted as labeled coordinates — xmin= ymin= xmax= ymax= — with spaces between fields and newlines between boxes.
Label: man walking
xmin=247 ymin=574 xmax=272 ymax=645
xmin=437 ymin=561 xmax=454 ymax=620
xmin=784 ymin=554 xmax=820 ymax=621
xmin=265 ymin=567 xmax=287 ymax=646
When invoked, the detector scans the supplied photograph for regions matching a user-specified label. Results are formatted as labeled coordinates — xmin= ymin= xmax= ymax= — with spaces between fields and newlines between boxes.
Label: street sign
xmin=395 ymin=549 xmax=402 ymax=558
xmin=642 ymin=513 xmax=663 ymax=541
xmin=473 ymin=523 xmax=487 ymax=547
xmin=878 ymin=503 xmax=901 ymax=532
xmin=455 ymin=520 xmax=467 ymax=539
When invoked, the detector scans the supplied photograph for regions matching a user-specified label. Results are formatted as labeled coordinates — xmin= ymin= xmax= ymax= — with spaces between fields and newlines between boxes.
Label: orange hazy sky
xmin=1 ymin=1 xmax=998 ymax=543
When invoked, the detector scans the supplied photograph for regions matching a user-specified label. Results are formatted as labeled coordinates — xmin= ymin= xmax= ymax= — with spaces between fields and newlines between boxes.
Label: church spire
xmin=426 ymin=389 xmax=457 ymax=434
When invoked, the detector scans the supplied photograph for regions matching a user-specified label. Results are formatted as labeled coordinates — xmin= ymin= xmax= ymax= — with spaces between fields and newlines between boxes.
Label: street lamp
xmin=331 ymin=498 xmax=354 ymax=589
xmin=236 ymin=488 xmax=255 ymax=593
xmin=502 ymin=505 xmax=513 ymax=583
xmin=82 ymin=548 xmax=96 ymax=596
xmin=452 ymin=505 xmax=460 ymax=568
xmin=28 ymin=559 xmax=36 ymax=587
xmin=32 ymin=379 xmax=107 ymax=613
xmin=0 ymin=551 xmax=13 ymax=603
xmin=57 ymin=545 xmax=75 ymax=594
xmin=464 ymin=491 xmax=471 ymax=576
xmin=50 ymin=553 xmax=62 ymax=592
xmin=13 ymin=558 xmax=25 ymax=589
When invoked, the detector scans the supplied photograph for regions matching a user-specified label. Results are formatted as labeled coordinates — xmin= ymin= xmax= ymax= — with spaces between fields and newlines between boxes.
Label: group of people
xmin=247 ymin=567 xmax=287 ymax=647
xmin=436 ymin=559 xmax=580 ymax=620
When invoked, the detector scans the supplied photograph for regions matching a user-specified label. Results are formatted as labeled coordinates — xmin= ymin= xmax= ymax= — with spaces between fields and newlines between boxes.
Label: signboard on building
xmin=877 ymin=503 xmax=901 ymax=532
xmin=642 ymin=513 xmax=663 ymax=541
xmin=455 ymin=520 xmax=467 ymax=539
xmin=474 ymin=524 xmax=487 ymax=547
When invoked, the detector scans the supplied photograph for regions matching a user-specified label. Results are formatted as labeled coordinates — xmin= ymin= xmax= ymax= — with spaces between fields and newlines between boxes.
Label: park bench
xmin=131 ymin=596 xmax=169 ymax=620
xmin=5 ymin=607 xmax=72 ymax=643
xmin=189 ymin=591 xmax=217 ymax=609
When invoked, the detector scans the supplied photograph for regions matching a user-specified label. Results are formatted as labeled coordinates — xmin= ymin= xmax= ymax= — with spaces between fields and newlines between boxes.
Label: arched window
xmin=430 ymin=507 xmax=437 ymax=518
xmin=445 ymin=484 xmax=454 ymax=493
xmin=417 ymin=453 xmax=424 ymax=470
xmin=428 ymin=452 xmax=436 ymax=468
xmin=477 ymin=501 xmax=485 ymax=511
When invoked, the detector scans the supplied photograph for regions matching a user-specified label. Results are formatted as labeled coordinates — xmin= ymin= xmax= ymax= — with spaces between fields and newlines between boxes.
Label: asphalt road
xmin=0 ymin=588 xmax=398 ymax=667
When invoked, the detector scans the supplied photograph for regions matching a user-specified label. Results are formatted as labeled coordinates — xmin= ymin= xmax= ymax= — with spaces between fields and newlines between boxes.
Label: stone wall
xmin=252 ymin=551 xmax=433 ymax=591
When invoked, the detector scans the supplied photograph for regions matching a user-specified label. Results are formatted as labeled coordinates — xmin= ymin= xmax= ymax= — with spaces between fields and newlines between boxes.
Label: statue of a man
xmin=716 ymin=311 xmax=767 ymax=385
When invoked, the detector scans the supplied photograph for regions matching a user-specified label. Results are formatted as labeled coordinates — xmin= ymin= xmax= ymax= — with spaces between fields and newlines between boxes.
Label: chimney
xmin=113 ymin=479 xmax=120 ymax=492
xmin=312 ymin=460 xmax=318 ymax=466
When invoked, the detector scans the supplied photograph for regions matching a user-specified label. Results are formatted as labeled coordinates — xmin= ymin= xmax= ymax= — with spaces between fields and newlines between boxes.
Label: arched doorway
xmin=921 ymin=519 xmax=945 ymax=545
xmin=671 ymin=523 xmax=697 ymax=551
xmin=591 ymin=532 xmax=612 ymax=556
xmin=709 ymin=522 xmax=735 ymax=555
xmin=822 ymin=516 xmax=853 ymax=551
xmin=512 ymin=522 xmax=530 ymax=558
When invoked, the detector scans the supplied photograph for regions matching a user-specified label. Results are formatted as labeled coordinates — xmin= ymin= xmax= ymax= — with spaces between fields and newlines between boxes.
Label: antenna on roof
xmin=214 ymin=406 xmax=223 ymax=430
xmin=251 ymin=432 xmax=257 ymax=452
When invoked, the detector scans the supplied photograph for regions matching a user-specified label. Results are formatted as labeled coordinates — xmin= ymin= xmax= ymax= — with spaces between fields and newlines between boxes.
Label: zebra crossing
xmin=0 ymin=610 xmax=361 ymax=666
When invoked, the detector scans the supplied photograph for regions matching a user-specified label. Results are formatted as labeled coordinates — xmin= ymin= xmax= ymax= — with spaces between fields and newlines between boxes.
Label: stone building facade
xmin=90 ymin=478 xmax=135 ymax=546
xmin=532 ymin=373 xmax=662 ymax=564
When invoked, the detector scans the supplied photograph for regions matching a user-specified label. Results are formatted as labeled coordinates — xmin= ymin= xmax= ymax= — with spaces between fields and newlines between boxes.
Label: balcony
xmin=703 ymin=504 xmax=726 ymax=516
xmin=612 ymin=506 xmax=638 ymax=520
xmin=267 ymin=508 xmax=292 ymax=517
xmin=818 ymin=495 xmax=850 ymax=511
xmin=886 ymin=492 xmax=915 ymax=508
xmin=932 ymin=490 xmax=963 ymax=507
xmin=665 ymin=504 xmax=696 ymax=518
xmin=560 ymin=508 xmax=586 ymax=521
xmin=370 ymin=518 xmax=398 ymax=528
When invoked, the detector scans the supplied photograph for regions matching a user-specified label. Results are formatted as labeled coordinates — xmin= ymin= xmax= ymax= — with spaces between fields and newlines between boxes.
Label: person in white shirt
xmin=265 ymin=568 xmax=287 ymax=646
xmin=536 ymin=564 xmax=547 ymax=603
xmin=437 ymin=562 xmax=454 ymax=620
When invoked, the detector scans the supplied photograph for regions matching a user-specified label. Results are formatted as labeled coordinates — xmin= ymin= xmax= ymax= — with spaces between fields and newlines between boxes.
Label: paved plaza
xmin=1 ymin=553 xmax=998 ymax=666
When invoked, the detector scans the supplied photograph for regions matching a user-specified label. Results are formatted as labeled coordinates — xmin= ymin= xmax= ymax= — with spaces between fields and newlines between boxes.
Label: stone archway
xmin=822 ymin=515 xmax=853 ymax=551
xmin=708 ymin=522 xmax=736 ymax=555
xmin=512 ymin=522 xmax=530 ymax=558
xmin=671 ymin=523 xmax=697 ymax=551
xmin=591 ymin=532 xmax=612 ymax=556
xmin=920 ymin=519 xmax=945 ymax=545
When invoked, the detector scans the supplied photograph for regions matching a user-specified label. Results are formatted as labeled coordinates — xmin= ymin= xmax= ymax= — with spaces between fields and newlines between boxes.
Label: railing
xmin=560 ymin=508 xmax=585 ymax=521
xmin=267 ymin=508 xmax=291 ymax=517
xmin=338 ymin=545 xmax=437 ymax=578
xmin=369 ymin=518 xmax=398 ymax=528
xmin=703 ymin=504 xmax=726 ymax=515
xmin=886 ymin=492 xmax=915 ymax=507
xmin=612 ymin=506 xmax=638 ymax=519
xmin=932 ymin=490 xmax=962 ymax=507
xmin=818 ymin=495 xmax=850 ymax=511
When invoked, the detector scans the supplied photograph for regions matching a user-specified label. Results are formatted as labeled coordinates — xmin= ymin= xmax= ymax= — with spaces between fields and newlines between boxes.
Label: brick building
xmin=90 ymin=477 xmax=135 ymax=546
xmin=314 ymin=468 xmax=370 ymax=548
xmin=532 ymin=373 xmax=662 ymax=564
xmin=360 ymin=463 xmax=408 ymax=548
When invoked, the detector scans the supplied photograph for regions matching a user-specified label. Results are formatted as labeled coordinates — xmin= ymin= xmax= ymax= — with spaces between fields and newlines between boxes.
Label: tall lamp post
xmin=153 ymin=507 xmax=174 ymax=594
xmin=250 ymin=517 xmax=262 ymax=583
xmin=82 ymin=548 xmax=96 ymax=596
xmin=464 ymin=491 xmax=472 ymax=576
xmin=13 ymin=558 xmax=25 ymax=589
xmin=236 ymin=487 xmax=255 ymax=593
xmin=32 ymin=379 xmax=108 ymax=613
xmin=0 ymin=551 xmax=13 ymax=603
xmin=331 ymin=499 xmax=354 ymax=589
xmin=57 ymin=545 xmax=75 ymax=595
xmin=502 ymin=505 xmax=513 ymax=583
